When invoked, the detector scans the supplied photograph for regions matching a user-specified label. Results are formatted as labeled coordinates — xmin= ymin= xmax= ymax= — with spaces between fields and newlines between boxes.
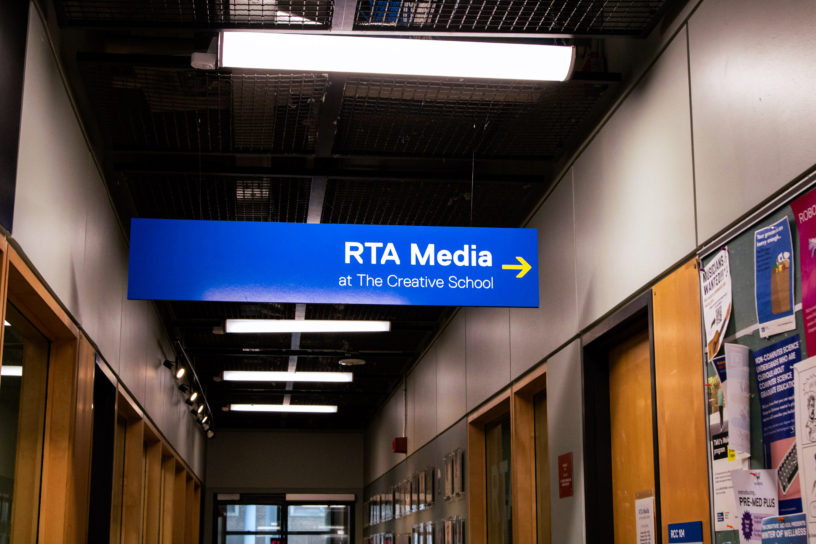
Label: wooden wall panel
xmin=122 ymin=419 xmax=146 ymax=544
xmin=185 ymin=476 xmax=194 ymax=544
xmin=144 ymin=441 xmax=163 ymax=542
xmin=608 ymin=329 xmax=654 ymax=544
xmin=173 ymin=467 xmax=187 ymax=544
xmin=161 ymin=456 xmax=176 ymax=544
xmin=652 ymin=259 xmax=711 ymax=543
xmin=511 ymin=391 xmax=536 ymax=544
xmin=467 ymin=421 xmax=487 ymax=544
xmin=192 ymin=484 xmax=201 ymax=544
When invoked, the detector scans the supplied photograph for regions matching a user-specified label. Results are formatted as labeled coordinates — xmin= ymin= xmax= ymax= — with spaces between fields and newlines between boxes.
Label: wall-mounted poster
xmin=755 ymin=217 xmax=796 ymax=338
xmin=635 ymin=495 xmax=656 ymax=544
xmin=443 ymin=454 xmax=454 ymax=500
xmin=726 ymin=343 xmax=752 ymax=457
xmin=701 ymin=248 xmax=733 ymax=361
xmin=793 ymin=356 xmax=816 ymax=541
xmin=731 ymin=469 xmax=779 ymax=544
xmin=754 ymin=335 xmax=803 ymax=514
xmin=760 ymin=513 xmax=807 ymax=544
xmin=791 ymin=189 xmax=816 ymax=353
xmin=453 ymin=449 xmax=464 ymax=496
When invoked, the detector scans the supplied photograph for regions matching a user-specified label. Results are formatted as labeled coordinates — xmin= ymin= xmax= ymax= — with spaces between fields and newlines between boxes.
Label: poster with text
xmin=702 ymin=248 xmax=733 ymax=361
xmin=756 ymin=218 xmax=796 ymax=338
xmin=731 ymin=469 xmax=779 ymax=544
xmin=728 ymin=343 xmax=753 ymax=457
xmin=635 ymin=496 xmax=656 ymax=544
xmin=793 ymin=356 xmax=816 ymax=542
xmin=791 ymin=191 xmax=816 ymax=355
xmin=755 ymin=335 xmax=803 ymax=514
xmin=710 ymin=354 xmax=751 ymax=531
xmin=761 ymin=513 xmax=808 ymax=544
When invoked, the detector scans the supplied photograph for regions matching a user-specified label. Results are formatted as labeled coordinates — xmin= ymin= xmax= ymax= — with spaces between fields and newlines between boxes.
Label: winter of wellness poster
xmin=791 ymin=190 xmax=816 ymax=353
xmin=755 ymin=218 xmax=796 ymax=338
xmin=754 ymin=335 xmax=803 ymax=514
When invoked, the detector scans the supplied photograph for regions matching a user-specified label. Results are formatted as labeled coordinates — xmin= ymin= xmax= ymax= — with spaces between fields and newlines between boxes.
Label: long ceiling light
xmin=1 ymin=365 xmax=22 ymax=377
xmin=230 ymin=403 xmax=338 ymax=413
xmin=220 ymin=32 xmax=575 ymax=82
xmin=223 ymin=370 xmax=353 ymax=383
xmin=225 ymin=319 xmax=390 ymax=333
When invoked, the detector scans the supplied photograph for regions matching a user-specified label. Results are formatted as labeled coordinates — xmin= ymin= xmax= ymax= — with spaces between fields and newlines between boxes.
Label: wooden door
xmin=609 ymin=329 xmax=654 ymax=544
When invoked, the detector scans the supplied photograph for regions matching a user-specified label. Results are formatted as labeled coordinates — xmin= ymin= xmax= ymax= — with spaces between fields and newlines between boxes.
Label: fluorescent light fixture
xmin=225 ymin=319 xmax=390 ymax=334
xmin=223 ymin=370 xmax=353 ymax=383
xmin=1 ymin=365 xmax=22 ymax=377
xmin=220 ymin=32 xmax=575 ymax=81
xmin=230 ymin=403 xmax=338 ymax=413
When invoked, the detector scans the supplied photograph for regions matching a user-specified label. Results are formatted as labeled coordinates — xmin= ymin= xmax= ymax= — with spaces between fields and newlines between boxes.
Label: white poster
xmin=726 ymin=343 xmax=752 ymax=457
xmin=731 ymin=469 xmax=779 ymax=543
xmin=635 ymin=496 xmax=656 ymax=544
xmin=701 ymin=248 xmax=733 ymax=361
xmin=714 ymin=455 xmax=751 ymax=532
xmin=793 ymin=356 xmax=816 ymax=542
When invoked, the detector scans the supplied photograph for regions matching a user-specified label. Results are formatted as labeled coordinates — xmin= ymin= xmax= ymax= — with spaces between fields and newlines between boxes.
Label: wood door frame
xmin=581 ymin=290 xmax=661 ymax=544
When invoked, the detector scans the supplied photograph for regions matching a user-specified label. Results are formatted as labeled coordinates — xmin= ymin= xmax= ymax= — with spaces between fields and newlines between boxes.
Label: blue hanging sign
xmin=127 ymin=219 xmax=540 ymax=307
xmin=668 ymin=521 xmax=703 ymax=544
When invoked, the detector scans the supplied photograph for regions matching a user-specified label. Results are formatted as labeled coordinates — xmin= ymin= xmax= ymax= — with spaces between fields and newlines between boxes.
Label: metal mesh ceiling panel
xmin=126 ymin=174 xmax=311 ymax=221
xmin=80 ymin=62 xmax=328 ymax=154
xmin=335 ymin=77 xmax=614 ymax=157
xmin=354 ymin=0 xmax=667 ymax=34
xmin=56 ymin=0 xmax=333 ymax=28
xmin=322 ymin=178 xmax=547 ymax=227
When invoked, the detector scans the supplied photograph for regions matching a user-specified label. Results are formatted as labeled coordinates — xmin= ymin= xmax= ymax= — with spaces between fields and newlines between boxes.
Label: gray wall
xmin=12 ymin=5 xmax=204 ymax=476
xmin=204 ymin=430 xmax=365 ymax=543
xmin=365 ymin=1 xmax=816 ymax=542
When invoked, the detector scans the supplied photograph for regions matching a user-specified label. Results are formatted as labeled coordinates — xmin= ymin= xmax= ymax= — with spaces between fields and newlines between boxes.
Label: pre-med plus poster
xmin=793 ymin=356 xmax=816 ymax=542
xmin=754 ymin=335 xmax=803 ymax=514
xmin=701 ymin=248 xmax=733 ymax=361
xmin=791 ymin=190 xmax=816 ymax=353
xmin=755 ymin=218 xmax=796 ymax=338
xmin=731 ymin=469 xmax=779 ymax=544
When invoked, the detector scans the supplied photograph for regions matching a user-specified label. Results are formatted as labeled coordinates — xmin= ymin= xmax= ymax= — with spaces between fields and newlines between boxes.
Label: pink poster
xmin=791 ymin=190 xmax=816 ymax=352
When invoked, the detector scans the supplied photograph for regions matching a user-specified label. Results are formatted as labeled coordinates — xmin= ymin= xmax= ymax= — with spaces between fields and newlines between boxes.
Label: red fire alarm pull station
xmin=392 ymin=436 xmax=407 ymax=453
xmin=558 ymin=452 xmax=573 ymax=498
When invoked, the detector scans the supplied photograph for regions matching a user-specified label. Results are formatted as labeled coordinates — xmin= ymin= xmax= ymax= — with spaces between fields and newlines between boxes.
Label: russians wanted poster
xmin=754 ymin=336 xmax=803 ymax=514
xmin=702 ymin=248 xmax=733 ymax=361
xmin=793 ymin=356 xmax=816 ymax=541
xmin=755 ymin=218 xmax=796 ymax=338
xmin=791 ymin=190 xmax=816 ymax=354
xmin=731 ymin=469 xmax=779 ymax=544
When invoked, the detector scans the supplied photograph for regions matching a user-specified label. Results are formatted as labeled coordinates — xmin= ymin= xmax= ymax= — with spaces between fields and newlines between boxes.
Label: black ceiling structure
xmin=45 ymin=0 xmax=681 ymax=430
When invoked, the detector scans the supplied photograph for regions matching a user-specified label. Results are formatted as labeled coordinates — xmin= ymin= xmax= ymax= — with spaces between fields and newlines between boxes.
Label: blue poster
xmin=128 ymin=219 xmax=540 ymax=307
xmin=668 ymin=521 xmax=703 ymax=543
xmin=754 ymin=335 xmax=803 ymax=515
xmin=755 ymin=218 xmax=795 ymax=337
xmin=761 ymin=513 xmax=807 ymax=543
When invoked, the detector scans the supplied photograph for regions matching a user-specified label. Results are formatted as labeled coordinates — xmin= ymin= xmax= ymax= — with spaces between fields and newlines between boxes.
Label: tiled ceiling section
xmin=51 ymin=0 xmax=678 ymax=430
xmin=336 ymin=76 xmax=615 ymax=157
xmin=354 ymin=0 xmax=667 ymax=33
xmin=57 ymin=0 xmax=335 ymax=28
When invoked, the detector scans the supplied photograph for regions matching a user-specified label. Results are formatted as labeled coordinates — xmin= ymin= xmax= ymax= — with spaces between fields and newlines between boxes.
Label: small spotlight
xmin=201 ymin=415 xmax=209 ymax=424
xmin=189 ymin=391 xmax=199 ymax=402
xmin=207 ymin=430 xmax=215 ymax=439
xmin=162 ymin=359 xmax=174 ymax=369
xmin=175 ymin=366 xmax=186 ymax=380
xmin=197 ymin=404 xmax=205 ymax=414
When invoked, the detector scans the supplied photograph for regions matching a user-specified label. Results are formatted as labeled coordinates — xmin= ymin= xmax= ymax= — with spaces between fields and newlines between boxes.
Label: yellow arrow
xmin=502 ymin=256 xmax=532 ymax=278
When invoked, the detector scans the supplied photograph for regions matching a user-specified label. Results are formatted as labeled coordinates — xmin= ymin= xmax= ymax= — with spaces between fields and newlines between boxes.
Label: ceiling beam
xmin=114 ymin=151 xmax=554 ymax=183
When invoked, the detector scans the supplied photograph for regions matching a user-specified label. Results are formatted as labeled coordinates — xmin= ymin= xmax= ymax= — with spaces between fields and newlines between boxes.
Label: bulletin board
xmin=702 ymin=199 xmax=810 ymax=544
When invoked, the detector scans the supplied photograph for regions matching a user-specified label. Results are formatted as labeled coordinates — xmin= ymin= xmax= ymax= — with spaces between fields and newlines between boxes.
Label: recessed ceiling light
xmin=223 ymin=370 xmax=353 ymax=383
xmin=230 ymin=403 xmax=338 ymax=414
xmin=220 ymin=32 xmax=575 ymax=82
xmin=225 ymin=319 xmax=390 ymax=334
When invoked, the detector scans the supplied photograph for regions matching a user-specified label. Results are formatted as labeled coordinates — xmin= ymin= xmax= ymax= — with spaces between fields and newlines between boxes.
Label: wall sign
xmin=761 ymin=513 xmax=807 ymax=544
xmin=128 ymin=219 xmax=539 ymax=307
xmin=668 ymin=521 xmax=703 ymax=544
xmin=557 ymin=452 xmax=573 ymax=498
xmin=755 ymin=218 xmax=796 ymax=338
